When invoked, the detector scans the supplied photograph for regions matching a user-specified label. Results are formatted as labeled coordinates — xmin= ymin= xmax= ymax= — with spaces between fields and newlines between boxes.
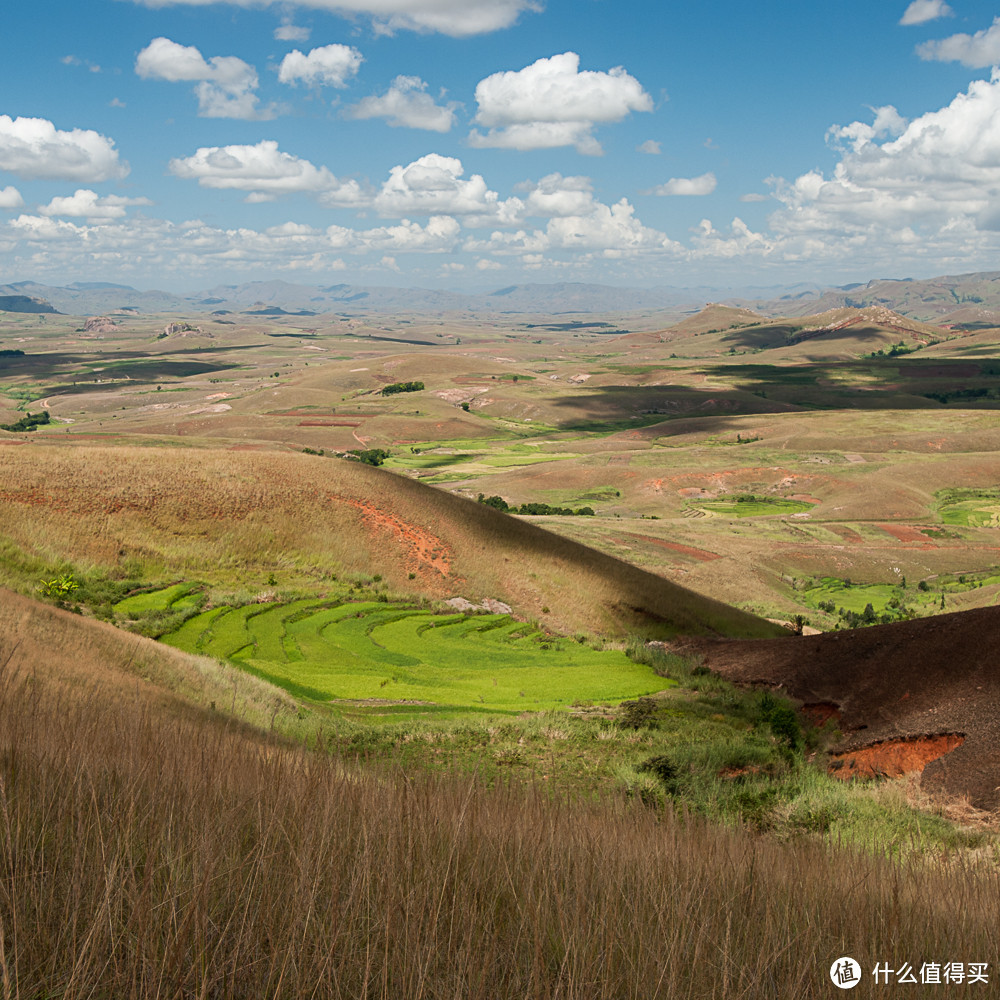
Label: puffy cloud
xmin=515 ymin=173 xmax=596 ymax=218
xmin=135 ymin=37 xmax=272 ymax=119
xmin=39 ymin=189 xmax=152 ymax=219
xmin=649 ymin=172 xmax=717 ymax=196
xmin=690 ymin=217 xmax=773 ymax=260
xmin=900 ymin=0 xmax=952 ymax=26
xmin=125 ymin=0 xmax=539 ymax=37
xmin=277 ymin=44 xmax=362 ymax=87
xmin=754 ymin=71 xmax=1000 ymax=268
xmin=739 ymin=192 xmax=768 ymax=203
xmin=636 ymin=139 xmax=661 ymax=155
xmin=0 ymin=115 xmax=128 ymax=182
xmin=465 ymin=194 xmax=677 ymax=258
xmin=917 ymin=16 xmax=1000 ymax=67
xmin=373 ymin=154 xmax=497 ymax=216
xmin=0 ymin=209 xmax=463 ymax=285
xmin=346 ymin=76 xmax=457 ymax=132
xmin=168 ymin=140 xmax=366 ymax=205
xmin=469 ymin=52 xmax=652 ymax=154
xmin=0 ymin=187 xmax=24 ymax=209
xmin=363 ymin=215 xmax=461 ymax=251
xmin=827 ymin=104 xmax=907 ymax=152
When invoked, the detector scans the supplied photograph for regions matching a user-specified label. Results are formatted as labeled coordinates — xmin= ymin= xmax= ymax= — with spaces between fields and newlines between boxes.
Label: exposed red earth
xmin=830 ymin=734 xmax=966 ymax=781
xmin=672 ymin=605 xmax=1000 ymax=808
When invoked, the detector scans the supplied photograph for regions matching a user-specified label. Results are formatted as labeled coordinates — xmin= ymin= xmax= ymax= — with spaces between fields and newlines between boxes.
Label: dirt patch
xmin=878 ymin=524 xmax=934 ymax=545
xmin=801 ymin=702 xmax=841 ymax=727
xmin=332 ymin=495 xmax=452 ymax=576
xmin=622 ymin=533 xmax=721 ymax=562
xmin=828 ymin=525 xmax=864 ymax=544
xmin=830 ymin=733 xmax=965 ymax=780
xmin=297 ymin=420 xmax=361 ymax=427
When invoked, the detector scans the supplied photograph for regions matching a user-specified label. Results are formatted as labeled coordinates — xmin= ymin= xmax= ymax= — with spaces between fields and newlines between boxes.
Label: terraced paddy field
xmin=161 ymin=594 xmax=666 ymax=714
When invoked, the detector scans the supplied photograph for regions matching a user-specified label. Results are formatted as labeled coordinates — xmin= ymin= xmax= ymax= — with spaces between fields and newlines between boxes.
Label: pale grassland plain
xmin=5 ymin=306 xmax=1000 ymax=624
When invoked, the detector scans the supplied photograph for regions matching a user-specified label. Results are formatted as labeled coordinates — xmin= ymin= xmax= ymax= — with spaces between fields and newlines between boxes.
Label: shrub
xmin=1 ymin=410 xmax=50 ymax=433
xmin=618 ymin=697 xmax=659 ymax=730
xmin=637 ymin=754 xmax=680 ymax=795
xmin=381 ymin=381 xmax=424 ymax=396
xmin=477 ymin=494 xmax=510 ymax=511
xmin=345 ymin=448 xmax=390 ymax=466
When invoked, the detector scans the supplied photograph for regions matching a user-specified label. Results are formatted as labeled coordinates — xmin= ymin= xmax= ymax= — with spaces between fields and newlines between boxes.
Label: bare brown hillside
xmin=674 ymin=606 xmax=1000 ymax=808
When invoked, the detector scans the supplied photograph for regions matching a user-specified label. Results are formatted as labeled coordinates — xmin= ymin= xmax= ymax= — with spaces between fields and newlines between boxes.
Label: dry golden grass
xmin=0 ymin=587 xmax=305 ymax=737
xmin=0 ymin=634 xmax=997 ymax=999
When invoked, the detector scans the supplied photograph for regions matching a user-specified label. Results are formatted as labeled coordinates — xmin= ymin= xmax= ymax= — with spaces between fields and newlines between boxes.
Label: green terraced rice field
xmin=114 ymin=582 xmax=202 ymax=617
xmin=936 ymin=488 xmax=1000 ymax=527
xmin=687 ymin=498 xmax=814 ymax=518
xmin=162 ymin=599 xmax=666 ymax=712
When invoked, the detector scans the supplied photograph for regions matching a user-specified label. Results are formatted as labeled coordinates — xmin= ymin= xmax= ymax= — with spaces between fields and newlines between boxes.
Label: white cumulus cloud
xmin=346 ymin=76 xmax=457 ymax=132
xmin=373 ymin=154 xmax=497 ymax=216
xmin=465 ymin=190 xmax=677 ymax=258
xmin=135 ymin=37 xmax=272 ymax=119
xmin=277 ymin=44 xmax=362 ymax=87
xmin=169 ymin=140 xmax=366 ymax=205
xmin=759 ymin=70 xmax=1000 ymax=267
xmin=469 ymin=52 xmax=652 ymax=154
xmin=39 ymin=189 xmax=152 ymax=219
xmin=917 ymin=16 xmax=1000 ymax=67
xmin=0 ymin=186 xmax=24 ymax=209
xmin=0 ymin=116 xmax=128 ymax=182
xmin=650 ymin=172 xmax=717 ymax=196
xmin=637 ymin=139 xmax=661 ymax=155
xmin=125 ymin=0 xmax=540 ymax=38
xmin=515 ymin=173 xmax=597 ymax=218
xmin=900 ymin=0 xmax=952 ymax=26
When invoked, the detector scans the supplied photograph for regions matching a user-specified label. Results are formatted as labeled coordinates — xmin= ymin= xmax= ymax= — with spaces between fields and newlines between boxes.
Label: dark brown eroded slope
xmin=674 ymin=606 xmax=1000 ymax=808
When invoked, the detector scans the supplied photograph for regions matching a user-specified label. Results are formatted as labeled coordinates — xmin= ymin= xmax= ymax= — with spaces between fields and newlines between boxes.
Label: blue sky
xmin=2 ymin=0 xmax=1000 ymax=291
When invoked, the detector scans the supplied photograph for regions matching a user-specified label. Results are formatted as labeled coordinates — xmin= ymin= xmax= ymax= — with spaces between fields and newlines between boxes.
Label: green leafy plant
xmin=39 ymin=572 xmax=79 ymax=602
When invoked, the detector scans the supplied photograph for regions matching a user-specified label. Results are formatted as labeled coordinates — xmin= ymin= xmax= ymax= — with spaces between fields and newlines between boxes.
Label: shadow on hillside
xmin=545 ymin=358 xmax=1000 ymax=431
xmin=716 ymin=321 xmax=911 ymax=352
xmin=547 ymin=385 xmax=796 ymax=432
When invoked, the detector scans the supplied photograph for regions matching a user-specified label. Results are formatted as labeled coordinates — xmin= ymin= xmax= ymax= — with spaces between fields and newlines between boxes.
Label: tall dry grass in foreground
xmin=0 ymin=660 xmax=996 ymax=1000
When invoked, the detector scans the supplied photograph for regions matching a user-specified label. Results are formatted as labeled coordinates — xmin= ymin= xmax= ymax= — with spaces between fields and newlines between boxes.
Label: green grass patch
xmin=114 ymin=582 xmax=203 ymax=617
xmin=689 ymin=495 xmax=814 ymax=517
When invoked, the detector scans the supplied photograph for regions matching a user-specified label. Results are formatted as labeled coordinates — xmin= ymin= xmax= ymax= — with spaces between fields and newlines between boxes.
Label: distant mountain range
xmin=3 ymin=271 xmax=1000 ymax=322
xmin=743 ymin=271 xmax=1000 ymax=323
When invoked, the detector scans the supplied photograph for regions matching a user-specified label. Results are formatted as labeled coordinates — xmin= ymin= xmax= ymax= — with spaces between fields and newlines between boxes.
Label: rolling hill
xmin=0 ymin=443 xmax=783 ymax=641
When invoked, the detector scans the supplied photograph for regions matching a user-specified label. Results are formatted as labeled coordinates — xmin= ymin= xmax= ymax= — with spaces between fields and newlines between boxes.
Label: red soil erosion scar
xmin=829 ymin=733 xmax=966 ymax=780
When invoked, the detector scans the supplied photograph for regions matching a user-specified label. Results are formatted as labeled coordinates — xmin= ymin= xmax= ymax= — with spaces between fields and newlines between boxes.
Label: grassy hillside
xmin=0 ymin=443 xmax=782 ymax=640
xmin=0 ymin=586 xmax=997 ymax=999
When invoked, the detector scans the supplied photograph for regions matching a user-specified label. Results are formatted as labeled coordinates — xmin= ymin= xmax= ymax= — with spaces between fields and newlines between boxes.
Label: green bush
xmin=2 ymin=410 xmax=50 ymax=433
xmin=345 ymin=448 xmax=390 ymax=466
xmin=381 ymin=381 xmax=424 ymax=396
xmin=618 ymin=697 xmax=659 ymax=730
